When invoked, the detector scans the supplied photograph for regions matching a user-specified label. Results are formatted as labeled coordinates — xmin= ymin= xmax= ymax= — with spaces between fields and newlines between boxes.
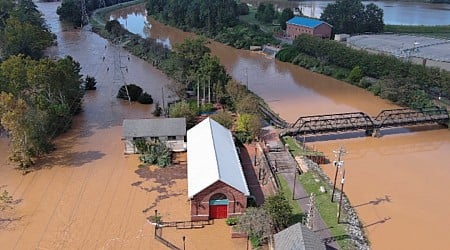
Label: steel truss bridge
xmin=259 ymin=104 xmax=449 ymax=137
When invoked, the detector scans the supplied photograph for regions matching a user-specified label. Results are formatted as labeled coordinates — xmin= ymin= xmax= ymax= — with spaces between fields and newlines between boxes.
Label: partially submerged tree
xmin=84 ymin=75 xmax=97 ymax=90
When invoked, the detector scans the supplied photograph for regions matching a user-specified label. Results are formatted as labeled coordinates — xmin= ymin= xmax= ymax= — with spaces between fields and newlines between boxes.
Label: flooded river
xmin=0 ymin=2 xmax=449 ymax=250
xmin=112 ymin=4 xmax=450 ymax=250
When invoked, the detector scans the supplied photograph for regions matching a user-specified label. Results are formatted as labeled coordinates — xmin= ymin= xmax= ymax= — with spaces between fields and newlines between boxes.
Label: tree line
xmin=57 ymin=0 xmax=135 ymax=27
xmin=0 ymin=0 xmax=85 ymax=169
xmin=0 ymin=0 xmax=54 ymax=59
xmin=276 ymin=34 xmax=450 ymax=108
xmin=321 ymin=0 xmax=384 ymax=34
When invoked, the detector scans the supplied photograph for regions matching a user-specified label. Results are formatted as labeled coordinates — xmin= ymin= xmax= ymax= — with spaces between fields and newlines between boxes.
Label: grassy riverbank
xmin=384 ymin=24 xmax=450 ymax=39
xmin=282 ymin=136 xmax=367 ymax=249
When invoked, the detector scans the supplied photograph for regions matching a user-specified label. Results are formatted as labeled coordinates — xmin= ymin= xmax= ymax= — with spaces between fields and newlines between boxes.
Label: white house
xmin=122 ymin=118 xmax=186 ymax=154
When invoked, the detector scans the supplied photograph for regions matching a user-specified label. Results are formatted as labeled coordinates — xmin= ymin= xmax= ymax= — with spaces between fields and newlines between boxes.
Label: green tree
xmin=236 ymin=94 xmax=259 ymax=115
xmin=168 ymin=100 xmax=197 ymax=128
xmin=210 ymin=111 xmax=233 ymax=129
xmin=235 ymin=207 xmax=272 ymax=248
xmin=348 ymin=65 xmax=363 ymax=83
xmin=237 ymin=2 xmax=249 ymax=15
xmin=263 ymin=192 xmax=293 ymax=230
xmin=0 ymin=0 xmax=15 ymax=29
xmin=255 ymin=3 xmax=276 ymax=24
xmin=279 ymin=8 xmax=294 ymax=30
xmin=0 ymin=55 xmax=84 ymax=168
xmin=236 ymin=113 xmax=261 ymax=141
xmin=321 ymin=0 xmax=365 ymax=34
xmin=1 ymin=16 xmax=53 ymax=59
xmin=364 ymin=3 xmax=384 ymax=33
xmin=56 ymin=0 xmax=82 ymax=27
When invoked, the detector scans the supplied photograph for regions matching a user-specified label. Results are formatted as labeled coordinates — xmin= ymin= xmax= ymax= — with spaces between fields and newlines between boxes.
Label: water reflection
xmin=110 ymin=5 xmax=172 ymax=49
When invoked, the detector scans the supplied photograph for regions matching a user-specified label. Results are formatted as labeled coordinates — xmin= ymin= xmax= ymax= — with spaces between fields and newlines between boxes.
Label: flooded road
xmin=0 ymin=2 xmax=448 ymax=250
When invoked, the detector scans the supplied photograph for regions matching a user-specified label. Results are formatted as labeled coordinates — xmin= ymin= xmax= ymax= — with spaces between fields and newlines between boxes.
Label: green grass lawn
xmin=282 ymin=136 xmax=324 ymax=156
xmin=299 ymin=172 xmax=352 ymax=249
xmin=277 ymin=175 xmax=304 ymax=225
xmin=283 ymin=136 xmax=354 ymax=249
xmin=384 ymin=24 xmax=450 ymax=39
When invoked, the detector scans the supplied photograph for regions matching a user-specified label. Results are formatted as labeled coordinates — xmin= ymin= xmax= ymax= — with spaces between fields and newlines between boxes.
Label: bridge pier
xmin=365 ymin=129 xmax=381 ymax=137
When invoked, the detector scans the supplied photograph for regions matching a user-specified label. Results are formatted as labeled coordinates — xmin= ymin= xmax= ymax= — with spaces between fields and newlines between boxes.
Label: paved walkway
xmin=261 ymin=126 xmax=339 ymax=250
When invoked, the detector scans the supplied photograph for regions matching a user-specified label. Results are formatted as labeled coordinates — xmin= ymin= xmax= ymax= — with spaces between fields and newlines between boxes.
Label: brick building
xmin=286 ymin=16 xmax=332 ymax=39
xmin=187 ymin=118 xmax=249 ymax=221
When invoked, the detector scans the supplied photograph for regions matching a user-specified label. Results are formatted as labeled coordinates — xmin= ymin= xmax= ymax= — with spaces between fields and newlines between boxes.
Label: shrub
xmin=152 ymin=102 xmax=162 ymax=117
xmin=226 ymin=217 xmax=239 ymax=226
xmin=138 ymin=92 xmax=154 ymax=104
xmin=117 ymin=84 xmax=143 ymax=101
xmin=85 ymin=75 xmax=97 ymax=90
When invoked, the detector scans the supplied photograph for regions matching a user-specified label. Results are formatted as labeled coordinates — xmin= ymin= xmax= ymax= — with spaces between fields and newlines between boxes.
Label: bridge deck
xmin=259 ymin=105 xmax=449 ymax=136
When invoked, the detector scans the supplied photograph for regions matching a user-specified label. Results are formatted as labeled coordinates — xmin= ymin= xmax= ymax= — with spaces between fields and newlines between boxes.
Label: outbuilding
xmin=286 ymin=16 xmax=332 ymax=39
xmin=122 ymin=118 xmax=186 ymax=154
xmin=187 ymin=118 xmax=249 ymax=221
xmin=274 ymin=223 xmax=326 ymax=250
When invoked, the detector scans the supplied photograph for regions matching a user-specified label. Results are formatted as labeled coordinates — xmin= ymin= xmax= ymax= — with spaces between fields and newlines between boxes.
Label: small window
xmin=150 ymin=137 xmax=159 ymax=141
xmin=168 ymin=136 xmax=176 ymax=140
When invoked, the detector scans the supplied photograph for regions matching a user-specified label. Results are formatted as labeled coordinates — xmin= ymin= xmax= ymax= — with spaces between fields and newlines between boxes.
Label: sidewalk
xmin=261 ymin=126 xmax=339 ymax=250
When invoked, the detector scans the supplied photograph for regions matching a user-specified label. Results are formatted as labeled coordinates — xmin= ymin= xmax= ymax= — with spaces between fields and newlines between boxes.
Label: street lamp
xmin=331 ymin=146 xmax=345 ymax=202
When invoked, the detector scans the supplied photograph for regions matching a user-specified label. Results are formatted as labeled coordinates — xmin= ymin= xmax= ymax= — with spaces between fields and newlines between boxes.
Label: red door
xmin=209 ymin=205 xmax=228 ymax=219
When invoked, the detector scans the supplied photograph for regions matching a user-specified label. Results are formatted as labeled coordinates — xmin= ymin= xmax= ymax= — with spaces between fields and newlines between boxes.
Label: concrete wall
xmin=190 ymin=180 xmax=247 ymax=221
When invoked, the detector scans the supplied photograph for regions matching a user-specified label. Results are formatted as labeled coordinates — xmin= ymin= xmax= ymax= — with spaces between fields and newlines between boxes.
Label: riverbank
xmin=91 ymin=3 xmax=371 ymax=249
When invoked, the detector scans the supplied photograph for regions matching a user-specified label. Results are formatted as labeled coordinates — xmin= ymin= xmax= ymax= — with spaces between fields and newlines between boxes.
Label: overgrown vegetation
xmin=134 ymin=139 xmax=172 ymax=167
xmin=277 ymin=34 xmax=450 ymax=108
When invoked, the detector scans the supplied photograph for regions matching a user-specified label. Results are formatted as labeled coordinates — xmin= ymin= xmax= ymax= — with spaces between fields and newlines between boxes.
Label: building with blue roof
xmin=286 ymin=16 xmax=332 ymax=40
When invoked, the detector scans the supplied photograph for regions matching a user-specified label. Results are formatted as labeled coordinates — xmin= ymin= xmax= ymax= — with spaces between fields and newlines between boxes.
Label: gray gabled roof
xmin=274 ymin=223 xmax=326 ymax=250
xmin=122 ymin=118 xmax=186 ymax=138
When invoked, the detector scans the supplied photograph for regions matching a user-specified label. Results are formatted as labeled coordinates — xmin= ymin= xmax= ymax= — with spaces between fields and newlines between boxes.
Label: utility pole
xmin=337 ymin=170 xmax=346 ymax=223
xmin=292 ymin=168 xmax=297 ymax=200
xmin=306 ymin=193 xmax=315 ymax=230
xmin=245 ymin=67 xmax=248 ymax=89
xmin=331 ymin=146 xmax=346 ymax=202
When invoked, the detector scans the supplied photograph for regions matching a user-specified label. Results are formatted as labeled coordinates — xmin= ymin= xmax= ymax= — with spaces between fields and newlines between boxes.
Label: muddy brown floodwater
xmin=0 ymin=2 xmax=449 ymax=250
